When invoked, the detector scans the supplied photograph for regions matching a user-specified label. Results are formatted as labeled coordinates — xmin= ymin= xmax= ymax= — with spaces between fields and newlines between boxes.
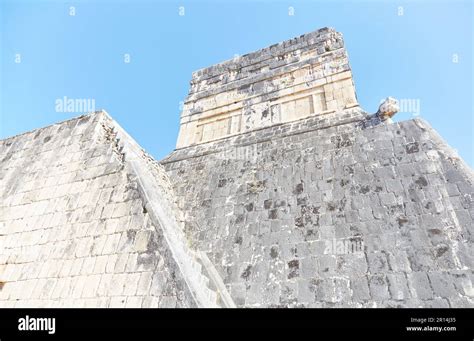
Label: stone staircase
xmin=100 ymin=111 xmax=234 ymax=308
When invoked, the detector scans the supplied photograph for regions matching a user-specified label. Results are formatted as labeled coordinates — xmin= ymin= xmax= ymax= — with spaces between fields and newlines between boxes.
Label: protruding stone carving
xmin=376 ymin=97 xmax=399 ymax=123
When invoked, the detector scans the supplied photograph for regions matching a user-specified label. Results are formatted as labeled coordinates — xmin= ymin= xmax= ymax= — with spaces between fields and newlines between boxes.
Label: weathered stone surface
xmin=176 ymin=27 xmax=359 ymax=148
xmin=162 ymin=112 xmax=474 ymax=307
xmin=162 ymin=52 xmax=474 ymax=307
xmin=0 ymin=112 xmax=221 ymax=308
xmin=1 ymin=27 xmax=473 ymax=308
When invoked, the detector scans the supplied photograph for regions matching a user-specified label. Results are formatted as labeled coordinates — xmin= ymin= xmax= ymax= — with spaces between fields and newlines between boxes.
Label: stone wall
xmin=177 ymin=27 xmax=358 ymax=148
xmin=162 ymin=113 xmax=474 ymax=307
xmin=1 ymin=25 xmax=472 ymax=309
xmin=0 ymin=113 xmax=204 ymax=307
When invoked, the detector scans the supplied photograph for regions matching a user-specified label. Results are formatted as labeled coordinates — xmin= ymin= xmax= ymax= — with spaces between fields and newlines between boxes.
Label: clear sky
xmin=1 ymin=0 xmax=472 ymax=166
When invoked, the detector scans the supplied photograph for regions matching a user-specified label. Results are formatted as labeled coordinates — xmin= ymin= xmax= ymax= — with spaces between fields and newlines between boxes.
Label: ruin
xmin=0 ymin=27 xmax=472 ymax=308
xmin=176 ymin=28 xmax=357 ymax=147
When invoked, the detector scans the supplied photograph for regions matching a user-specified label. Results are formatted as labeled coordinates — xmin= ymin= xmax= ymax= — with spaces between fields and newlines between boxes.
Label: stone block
xmin=407 ymin=272 xmax=433 ymax=300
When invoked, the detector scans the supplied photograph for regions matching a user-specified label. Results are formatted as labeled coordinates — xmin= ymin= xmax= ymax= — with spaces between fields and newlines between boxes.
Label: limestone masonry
xmin=177 ymin=27 xmax=357 ymax=148
xmin=0 ymin=27 xmax=473 ymax=308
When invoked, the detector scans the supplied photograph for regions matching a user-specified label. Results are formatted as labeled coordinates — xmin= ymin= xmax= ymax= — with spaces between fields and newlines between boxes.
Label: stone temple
xmin=0 ymin=27 xmax=473 ymax=308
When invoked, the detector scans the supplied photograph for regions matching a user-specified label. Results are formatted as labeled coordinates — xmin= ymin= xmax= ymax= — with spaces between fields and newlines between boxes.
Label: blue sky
xmin=1 ymin=0 xmax=472 ymax=166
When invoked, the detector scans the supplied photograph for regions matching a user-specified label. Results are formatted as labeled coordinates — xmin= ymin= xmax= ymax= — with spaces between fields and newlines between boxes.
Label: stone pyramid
xmin=0 ymin=27 xmax=472 ymax=308
xmin=0 ymin=113 xmax=230 ymax=307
